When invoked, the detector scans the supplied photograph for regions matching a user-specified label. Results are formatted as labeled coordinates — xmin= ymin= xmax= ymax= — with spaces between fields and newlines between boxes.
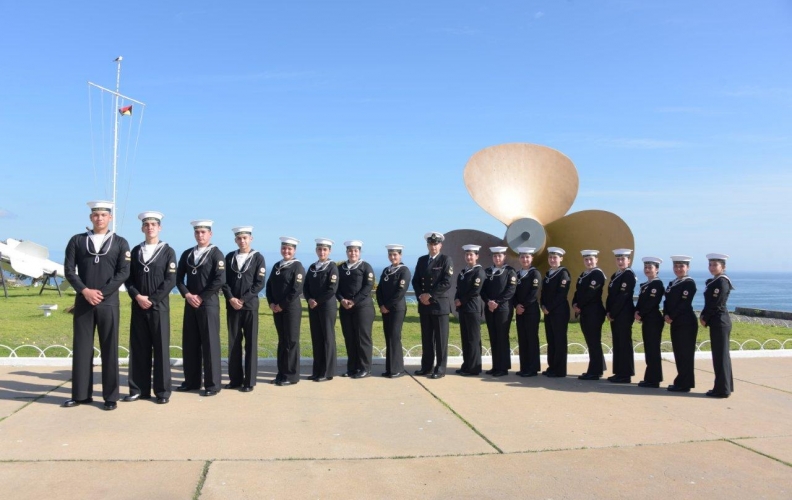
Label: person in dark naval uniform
xmin=605 ymin=249 xmax=636 ymax=384
xmin=634 ymin=256 xmax=665 ymax=388
xmin=222 ymin=226 xmax=266 ymax=392
xmin=123 ymin=211 xmax=176 ymax=405
xmin=337 ymin=240 xmax=376 ymax=379
xmin=513 ymin=247 xmax=542 ymax=377
xmin=176 ymin=220 xmax=226 ymax=396
xmin=63 ymin=201 xmax=131 ymax=411
xmin=664 ymin=255 xmax=698 ymax=393
xmin=454 ymin=244 xmax=484 ymax=376
xmin=700 ymin=253 xmax=734 ymax=398
xmin=411 ymin=232 xmax=454 ymax=379
xmin=481 ymin=246 xmax=517 ymax=377
xmin=540 ymin=247 xmax=570 ymax=378
xmin=304 ymin=238 xmax=339 ymax=382
xmin=572 ymin=250 xmax=607 ymax=381
xmin=265 ymin=237 xmax=304 ymax=386
xmin=377 ymin=244 xmax=411 ymax=378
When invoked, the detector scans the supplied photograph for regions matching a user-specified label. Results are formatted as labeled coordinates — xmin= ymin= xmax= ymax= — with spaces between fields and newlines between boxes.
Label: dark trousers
xmin=182 ymin=304 xmax=221 ymax=391
xmin=709 ymin=315 xmax=734 ymax=394
xmin=227 ymin=308 xmax=259 ymax=387
xmin=273 ymin=304 xmax=302 ymax=383
xmin=544 ymin=308 xmax=569 ymax=376
xmin=458 ymin=311 xmax=482 ymax=374
xmin=485 ymin=307 xmax=513 ymax=372
xmin=641 ymin=317 xmax=664 ymax=383
xmin=419 ymin=313 xmax=450 ymax=374
xmin=515 ymin=308 xmax=541 ymax=374
xmin=610 ymin=313 xmax=635 ymax=377
xmin=309 ymin=302 xmax=337 ymax=378
xmin=339 ymin=302 xmax=374 ymax=374
xmin=382 ymin=309 xmax=406 ymax=375
xmin=580 ymin=308 xmax=606 ymax=376
xmin=71 ymin=299 xmax=120 ymax=402
xmin=670 ymin=314 xmax=699 ymax=389
xmin=129 ymin=306 xmax=172 ymax=398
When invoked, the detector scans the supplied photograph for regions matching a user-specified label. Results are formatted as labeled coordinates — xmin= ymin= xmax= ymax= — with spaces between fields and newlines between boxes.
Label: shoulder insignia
xmin=591 ymin=280 xmax=597 ymax=285
xmin=260 ymin=267 xmax=266 ymax=273
xmin=621 ymin=283 xmax=626 ymax=288
xmin=449 ymin=267 xmax=454 ymax=275
xmin=714 ymin=288 xmax=720 ymax=294
xmin=561 ymin=280 xmax=567 ymax=285
xmin=510 ymin=276 xmax=516 ymax=283
xmin=170 ymin=262 xmax=176 ymax=269
xmin=533 ymin=278 xmax=539 ymax=284
xmin=125 ymin=251 xmax=131 ymax=257
xmin=330 ymin=274 xmax=337 ymax=282
xmin=218 ymin=261 xmax=225 ymax=268
xmin=683 ymin=290 xmax=689 ymax=296
xmin=399 ymin=279 xmax=405 ymax=285
xmin=475 ymin=278 xmax=481 ymax=283
xmin=651 ymin=288 xmax=656 ymax=293
xmin=297 ymin=274 xmax=303 ymax=280
xmin=368 ymin=272 xmax=373 ymax=277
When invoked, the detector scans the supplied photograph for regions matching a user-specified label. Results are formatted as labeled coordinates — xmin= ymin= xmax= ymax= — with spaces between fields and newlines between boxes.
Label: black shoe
xmin=224 ymin=383 xmax=242 ymax=390
xmin=609 ymin=377 xmax=631 ymax=384
xmin=606 ymin=375 xmax=618 ymax=381
xmin=240 ymin=386 xmax=255 ymax=392
xmin=543 ymin=371 xmax=555 ymax=377
xmin=638 ymin=381 xmax=660 ymax=388
xmin=578 ymin=374 xmax=600 ymax=381
xmin=306 ymin=375 xmax=318 ymax=381
xmin=341 ymin=371 xmax=356 ymax=378
xmin=352 ymin=370 xmax=370 ymax=379
xmin=541 ymin=370 xmax=550 ymax=375
xmin=389 ymin=372 xmax=404 ymax=378
xmin=519 ymin=371 xmax=537 ymax=378
xmin=62 ymin=398 xmax=92 ymax=408
xmin=122 ymin=394 xmax=140 ymax=402
xmin=706 ymin=390 xmax=730 ymax=398
xmin=313 ymin=376 xmax=333 ymax=382
xmin=275 ymin=380 xmax=291 ymax=386
xmin=175 ymin=384 xmax=197 ymax=392
xmin=546 ymin=373 xmax=565 ymax=378
xmin=667 ymin=385 xmax=690 ymax=393
xmin=492 ymin=371 xmax=508 ymax=377
xmin=203 ymin=390 xmax=218 ymax=397
xmin=103 ymin=401 xmax=117 ymax=411
xmin=455 ymin=369 xmax=466 ymax=375
xmin=485 ymin=369 xmax=496 ymax=375
xmin=414 ymin=369 xmax=430 ymax=376
xmin=156 ymin=397 xmax=169 ymax=404
xmin=430 ymin=372 xmax=445 ymax=379
xmin=139 ymin=394 xmax=152 ymax=400
xmin=381 ymin=372 xmax=391 ymax=377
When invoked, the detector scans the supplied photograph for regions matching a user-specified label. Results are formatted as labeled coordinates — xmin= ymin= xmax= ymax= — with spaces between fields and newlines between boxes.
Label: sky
xmin=1 ymin=0 xmax=791 ymax=272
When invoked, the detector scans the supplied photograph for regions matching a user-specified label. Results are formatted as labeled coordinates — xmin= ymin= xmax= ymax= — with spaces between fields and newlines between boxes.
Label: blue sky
xmin=1 ymin=1 xmax=790 ymax=271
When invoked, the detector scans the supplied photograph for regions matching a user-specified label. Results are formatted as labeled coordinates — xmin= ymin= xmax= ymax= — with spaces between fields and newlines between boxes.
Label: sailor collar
xmin=668 ymin=275 xmax=694 ymax=288
xmin=640 ymin=278 xmax=662 ymax=290
xmin=486 ymin=265 xmax=509 ymax=279
xmin=706 ymin=274 xmax=734 ymax=291
xmin=459 ymin=264 xmax=481 ymax=278
xmin=85 ymin=230 xmax=115 ymax=264
xmin=382 ymin=263 xmax=405 ymax=282
xmin=341 ymin=259 xmax=365 ymax=275
xmin=137 ymin=241 xmax=167 ymax=272
xmin=545 ymin=267 xmax=567 ymax=281
xmin=188 ymin=244 xmax=215 ymax=274
xmin=231 ymin=249 xmax=258 ymax=277
xmin=275 ymin=259 xmax=300 ymax=275
xmin=579 ymin=267 xmax=604 ymax=282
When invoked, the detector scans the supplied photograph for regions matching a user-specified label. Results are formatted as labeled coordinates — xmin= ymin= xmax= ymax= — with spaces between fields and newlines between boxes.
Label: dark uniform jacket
xmin=125 ymin=241 xmax=177 ymax=311
xmin=222 ymin=250 xmax=266 ymax=310
xmin=176 ymin=245 xmax=226 ymax=307
xmin=700 ymin=275 xmax=733 ymax=324
xmin=412 ymin=254 xmax=454 ymax=315
xmin=540 ymin=267 xmax=571 ymax=313
xmin=455 ymin=265 xmax=484 ymax=314
xmin=606 ymin=268 xmax=636 ymax=318
xmin=663 ymin=277 xmax=697 ymax=320
xmin=303 ymin=261 xmax=338 ymax=305
xmin=336 ymin=261 xmax=374 ymax=306
xmin=636 ymin=278 xmax=665 ymax=323
xmin=572 ymin=268 xmax=606 ymax=313
xmin=265 ymin=259 xmax=305 ymax=310
xmin=376 ymin=264 xmax=411 ymax=312
xmin=65 ymin=231 xmax=131 ymax=306
xmin=481 ymin=266 xmax=517 ymax=311
xmin=512 ymin=267 xmax=542 ymax=309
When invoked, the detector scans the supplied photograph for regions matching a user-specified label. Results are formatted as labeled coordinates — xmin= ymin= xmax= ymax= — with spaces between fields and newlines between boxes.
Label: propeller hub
xmin=504 ymin=218 xmax=546 ymax=254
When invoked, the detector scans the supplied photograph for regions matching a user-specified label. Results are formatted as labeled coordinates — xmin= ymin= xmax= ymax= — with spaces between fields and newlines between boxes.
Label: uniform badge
xmin=533 ymin=279 xmax=538 ymax=284
xmin=330 ymin=274 xmax=337 ymax=282
xmin=170 ymin=263 xmax=176 ymax=269
xmin=621 ymin=283 xmax=626 ymax=288
xmin=475 ymin=278 xmax=481 ymax=283
xmin=125 ymin=251 xmax=131 ymax=257
xmin=561 ymin=280 xmax=567 ymax=284
xmin=510 ymin=276 xmax=516 ymax=283
xmin=218 ymin=261 xmax=225 ymax=268
xmin=368 ymin=272 xmax=373 ymax=277
xmin=399 ymin=280 xmax=405 ymax=285
xmin=297 ymin=274 xmax=303 ymax=280
xmin=683 ymin=291 xmax=689 ymax=296
xmin=449 ymin=267 xmax=454 ymax=275
xmin=591 ymin=280 xmax=597 ymax=285
xmin=651 ymin=289 xmax=656 ymax=293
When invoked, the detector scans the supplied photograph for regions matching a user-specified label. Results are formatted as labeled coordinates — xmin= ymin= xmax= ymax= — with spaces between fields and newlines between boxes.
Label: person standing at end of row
xmin=304 ymin=239 xmax=338 ymax=382
xmin=337 ymin=240 xmax=375 ymax=379
xmin=513 ymin=247 xmax=541 ymax=377
xmin=377 ymin=244 xmax=411 ymax=378
xmin=701 ymin=253 xmax=734 ymax=398
xmin=635 ymin=257 xmax=665 ymax=389
xmin=606 ymin=249 xmax=636 ymax=384
xmin=541 ymin=247 xmax=570 ymax=378
xmin=454 ymin=245 xmax=484 ymax=376
xmin=266 ymin=237 xmax=304 ymax=386
xmin=665 ymin=255 xmax=698 ymax=393
xmin=412 ymin=232 xmax=454 ymax=379
xmin=63 ymin=201 xmax=131 ymax=411
xmin=482 ymin=246 xmax=516 ymax=377
xmin=124 ymin=211 xmax=176 ymax=405
xmin=176 ymin=220 xmax=225 ymax=396
xmin=223 ymin=226 xmax=265 ymax=392
xmin=573 ymin=250 xmax=607 ymax=381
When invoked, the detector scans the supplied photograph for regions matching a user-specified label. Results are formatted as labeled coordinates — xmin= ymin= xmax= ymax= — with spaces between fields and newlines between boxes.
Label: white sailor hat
xmin=190 ymin=220 xmax=213 ymax=229
xmin=279 ymin=236 xmax=299 ymax=246
xmin=386 ymin=244 xmax=404 ymax=253
xmin=613 ymin=248 xmax=633 ymax=257
xmin=462 ymin=244 xmax=481 ymax=253
xmin=424 ymin=232 xmax=445 ymax=243
xmin=706 ymin=253 xmax=729 ymax=261
xmin=547 ymin=247 xmax=565 ymax=256
xmin=315 ymin=238 xmax=334 ymax=247
xmin=642 ymin=256 xmax=663 ymax=265
xmin=87 ymin=200 xmax=113 ymax=212
xmin=232 ymin=226 xmax=253 ymax=235
xmin=671 ymin=255 xmax=692 ymax=264
xmin=489 ymin=246 xmax=508 ymax=254
xmin=138 ymin=211 xmax=163 ymax=223
xmin=344 ymin=240 xmax=363 ymax=248
xmin=516 ymin=247 xmax=536 ymax=255
xmin=581 ymin=249 xmax=599 ymax=257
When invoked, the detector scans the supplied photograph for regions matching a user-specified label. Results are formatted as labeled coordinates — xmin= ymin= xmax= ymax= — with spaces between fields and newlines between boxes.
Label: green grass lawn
xmin=1 ymin=287 xmax=790 ymax=357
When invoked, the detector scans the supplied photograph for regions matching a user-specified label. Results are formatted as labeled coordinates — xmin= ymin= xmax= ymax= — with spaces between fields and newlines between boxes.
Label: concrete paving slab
xmin=0 ymin=367 xmax=493 ymax=461
xmin=0 ymin=366 xmax=70 ymax=419
xmin=696 ymin=357 xmax=792 ymax=393
xmin=1 ymin=460 xmax=203 ymax=500
xmin=736 ymin=436 xmax=792 ymax=466
xmin=200 ymin=440 xmax=792 ymax=500
xmin=418 ymin=359 xmax=792 ymax=453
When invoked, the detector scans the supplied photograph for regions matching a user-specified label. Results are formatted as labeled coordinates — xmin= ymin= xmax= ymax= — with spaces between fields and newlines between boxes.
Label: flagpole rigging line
xmin=87 ymin=84 xmax=98 ymax=196
xmin=111 ymin=57 xmax=122 ymax=234
xmin=99 ymin=87 xmax=107 ymax=200
xmin=87 ymin=82 xmax=146 ymax=106
xmin=122 ymin=104 xmax=146 ymax=233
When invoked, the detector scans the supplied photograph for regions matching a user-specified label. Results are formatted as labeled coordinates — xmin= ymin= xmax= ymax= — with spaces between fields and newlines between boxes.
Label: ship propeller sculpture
xmin=443 ymin=143 xmax=635 ymax=314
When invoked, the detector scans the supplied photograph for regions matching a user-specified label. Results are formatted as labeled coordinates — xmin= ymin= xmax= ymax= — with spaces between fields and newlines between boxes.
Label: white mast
xmin=111 ymin=56 xmax=122 ymax=234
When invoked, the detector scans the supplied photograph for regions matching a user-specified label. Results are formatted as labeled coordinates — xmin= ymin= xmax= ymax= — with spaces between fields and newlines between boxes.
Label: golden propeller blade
xmin=463 ymin=143 xmax=579 ymax=227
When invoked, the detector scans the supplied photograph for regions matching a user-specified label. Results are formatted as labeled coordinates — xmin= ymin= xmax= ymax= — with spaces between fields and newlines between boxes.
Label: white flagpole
xmin=111 ymin=56 xmax=122 ymax=234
